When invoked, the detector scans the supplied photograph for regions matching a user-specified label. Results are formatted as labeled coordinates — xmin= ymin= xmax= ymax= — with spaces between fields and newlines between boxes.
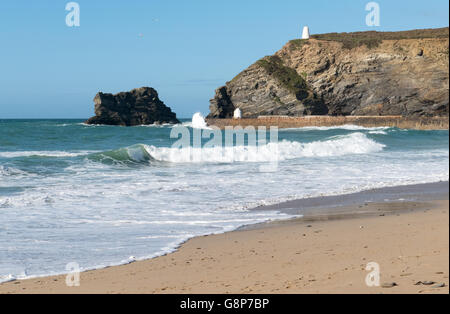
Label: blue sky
xmin=0 ymin=0 xmax=448 ymax=119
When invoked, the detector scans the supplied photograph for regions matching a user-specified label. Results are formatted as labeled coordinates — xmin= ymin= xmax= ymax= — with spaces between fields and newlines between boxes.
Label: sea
xmin=0 ymin=115 xmax=448 ymax=282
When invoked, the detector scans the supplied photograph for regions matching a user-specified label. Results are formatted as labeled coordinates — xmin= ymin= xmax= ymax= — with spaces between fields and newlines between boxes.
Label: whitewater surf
xmin=0 ymin=117 xmax=448 ymax=282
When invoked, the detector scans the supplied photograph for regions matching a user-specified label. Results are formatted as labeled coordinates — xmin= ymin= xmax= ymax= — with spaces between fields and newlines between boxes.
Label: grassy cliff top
xmin=310 ymin=27 xmax=449 ymax=49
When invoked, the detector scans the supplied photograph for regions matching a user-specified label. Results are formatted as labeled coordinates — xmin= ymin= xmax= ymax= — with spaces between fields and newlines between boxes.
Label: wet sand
xmin=1 ymin=183 xmax=448 ymax=294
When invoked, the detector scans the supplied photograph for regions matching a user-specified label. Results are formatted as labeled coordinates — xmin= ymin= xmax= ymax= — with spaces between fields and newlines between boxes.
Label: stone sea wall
xmin=206 ymin=116 xmax=449 ymax=130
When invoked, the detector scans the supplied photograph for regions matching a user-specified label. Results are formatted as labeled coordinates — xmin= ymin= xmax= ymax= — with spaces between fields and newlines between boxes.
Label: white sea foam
xmin=175 ymin=113 xmax=211 ymax=129
xmin=0 ymin=120 xmax=447 ymax=285
xmin=368 ymin=130 xmax=388 ymax=135
xmin=143 ymin=132 xmax=384 ymax=163
xmin=0 ymin=165 xmax=27 ymax=176
xmin=0 ymin=274 xmax=16 ymax=284
xmin=0 ymin=150 xmax=95 ymax=158
xmin=190 ymin=112 xmax=212 ymax=129
xmin=138 ymin=123 xmax=174 ymax=128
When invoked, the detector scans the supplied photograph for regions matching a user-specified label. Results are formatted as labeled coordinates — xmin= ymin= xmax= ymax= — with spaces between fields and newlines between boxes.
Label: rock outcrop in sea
xmin=208 ymin=28 xmax=449 ymax=118
xmin=86 ymin=87 xmax=180 ymax=126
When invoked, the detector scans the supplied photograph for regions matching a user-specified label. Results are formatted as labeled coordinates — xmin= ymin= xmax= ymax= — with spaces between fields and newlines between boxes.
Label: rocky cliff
xmin=86 ymin=87 xmax=180 ymax=126
xmin=208 ymin=28 xmax=449 ymax=118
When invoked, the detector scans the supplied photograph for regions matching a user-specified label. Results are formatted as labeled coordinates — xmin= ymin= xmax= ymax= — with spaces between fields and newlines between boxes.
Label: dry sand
xmin=1 ymin=199 xmax=448 ymax=294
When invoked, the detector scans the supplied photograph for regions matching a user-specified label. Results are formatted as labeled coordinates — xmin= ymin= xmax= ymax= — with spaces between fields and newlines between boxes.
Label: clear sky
xmin=0 ymin=0 xmax=448 ymax=118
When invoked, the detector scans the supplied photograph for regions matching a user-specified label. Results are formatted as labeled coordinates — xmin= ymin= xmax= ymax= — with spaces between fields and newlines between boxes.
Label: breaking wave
xmin=87 ymin=133 xmax=384 ymax=165
xmin=191 ymin=112 xmax=211 ymax=129
xmin=87 ymin=145 xmax=156 ymax=165
xmin=179 ymin=112 xmax=212 ymax=129
xmin=147 ymin=132 xmax=384 ymax=163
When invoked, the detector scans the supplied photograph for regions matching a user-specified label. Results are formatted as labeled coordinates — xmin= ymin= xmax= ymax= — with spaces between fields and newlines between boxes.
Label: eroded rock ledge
xmin=208 ymin=28 xmax=449 ymax=119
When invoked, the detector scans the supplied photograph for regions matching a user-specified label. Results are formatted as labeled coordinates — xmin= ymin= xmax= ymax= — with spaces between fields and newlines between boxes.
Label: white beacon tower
xmin=302 ymin=26 xmax=310 ymax=39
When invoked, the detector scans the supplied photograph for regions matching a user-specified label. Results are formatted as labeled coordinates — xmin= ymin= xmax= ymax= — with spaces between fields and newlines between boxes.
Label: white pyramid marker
xmin=302 ymin=26 xmax=310 ymax=39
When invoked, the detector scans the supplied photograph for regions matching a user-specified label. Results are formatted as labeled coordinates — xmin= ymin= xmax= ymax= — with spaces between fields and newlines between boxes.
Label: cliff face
xmin=86 ymin=87 xmax=180 ymax=126
xmin=208 ymin=28 xmax=449 ymax=118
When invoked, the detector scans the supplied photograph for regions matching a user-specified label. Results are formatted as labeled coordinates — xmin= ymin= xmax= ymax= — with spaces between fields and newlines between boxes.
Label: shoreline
xmin=0 ymin=181 xmax=448 ymax=294
xmin=0 ymin=182 xmax=447 ymax=283
xmin=206 ymin=116 xmax=449 ymax=130
xmin=251 ymin=181 xmax=449 ymax=215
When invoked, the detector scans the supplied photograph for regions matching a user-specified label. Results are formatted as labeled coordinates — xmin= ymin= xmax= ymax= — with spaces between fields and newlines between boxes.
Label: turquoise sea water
xmin=0 ymin=119 xmax=448 ymax=281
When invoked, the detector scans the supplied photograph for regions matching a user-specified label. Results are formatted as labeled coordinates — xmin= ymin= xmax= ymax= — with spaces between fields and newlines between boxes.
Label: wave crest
xmin=145 ymin=132 xmax=384 ymax=163
xmin=87 ymin=145 xmax=155 ymax=165
xmin=86 ymin=133 xmax=384 ymax=165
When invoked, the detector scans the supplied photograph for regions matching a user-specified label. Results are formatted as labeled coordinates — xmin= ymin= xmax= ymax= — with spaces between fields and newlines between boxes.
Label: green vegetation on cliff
xmin=256 ymin=55 xmax=309 ymax=98
xmin=256 ymin=55 xmax=326 ymax=114
xmin=288 ymin=39 xmax=310 ymax=51
xmin=311 ymin=27 xmax=449 ymax=49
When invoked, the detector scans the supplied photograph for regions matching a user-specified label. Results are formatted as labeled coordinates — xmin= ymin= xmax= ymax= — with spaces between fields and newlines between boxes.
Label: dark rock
xmin=414 ymin=281 xmax=436 ymax=286
xmin=208 ymin=86 xmax=235 ymax=118
xmin=381 ymin=282 xmax=398 ymax=288
xmin=86 ymin=87 xmax=180 ymax=126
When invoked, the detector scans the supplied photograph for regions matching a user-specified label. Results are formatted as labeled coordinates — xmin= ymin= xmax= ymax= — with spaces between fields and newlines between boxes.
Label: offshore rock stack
xmin=86 ymin=87 xmax=180 ymax=126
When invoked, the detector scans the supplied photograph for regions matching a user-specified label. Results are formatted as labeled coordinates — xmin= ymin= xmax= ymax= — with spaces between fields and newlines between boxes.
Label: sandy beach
xmin=1 ymin=183 xmax=448 ymax=294
xmin=1 ymin=1 xmax=449 ymax=301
